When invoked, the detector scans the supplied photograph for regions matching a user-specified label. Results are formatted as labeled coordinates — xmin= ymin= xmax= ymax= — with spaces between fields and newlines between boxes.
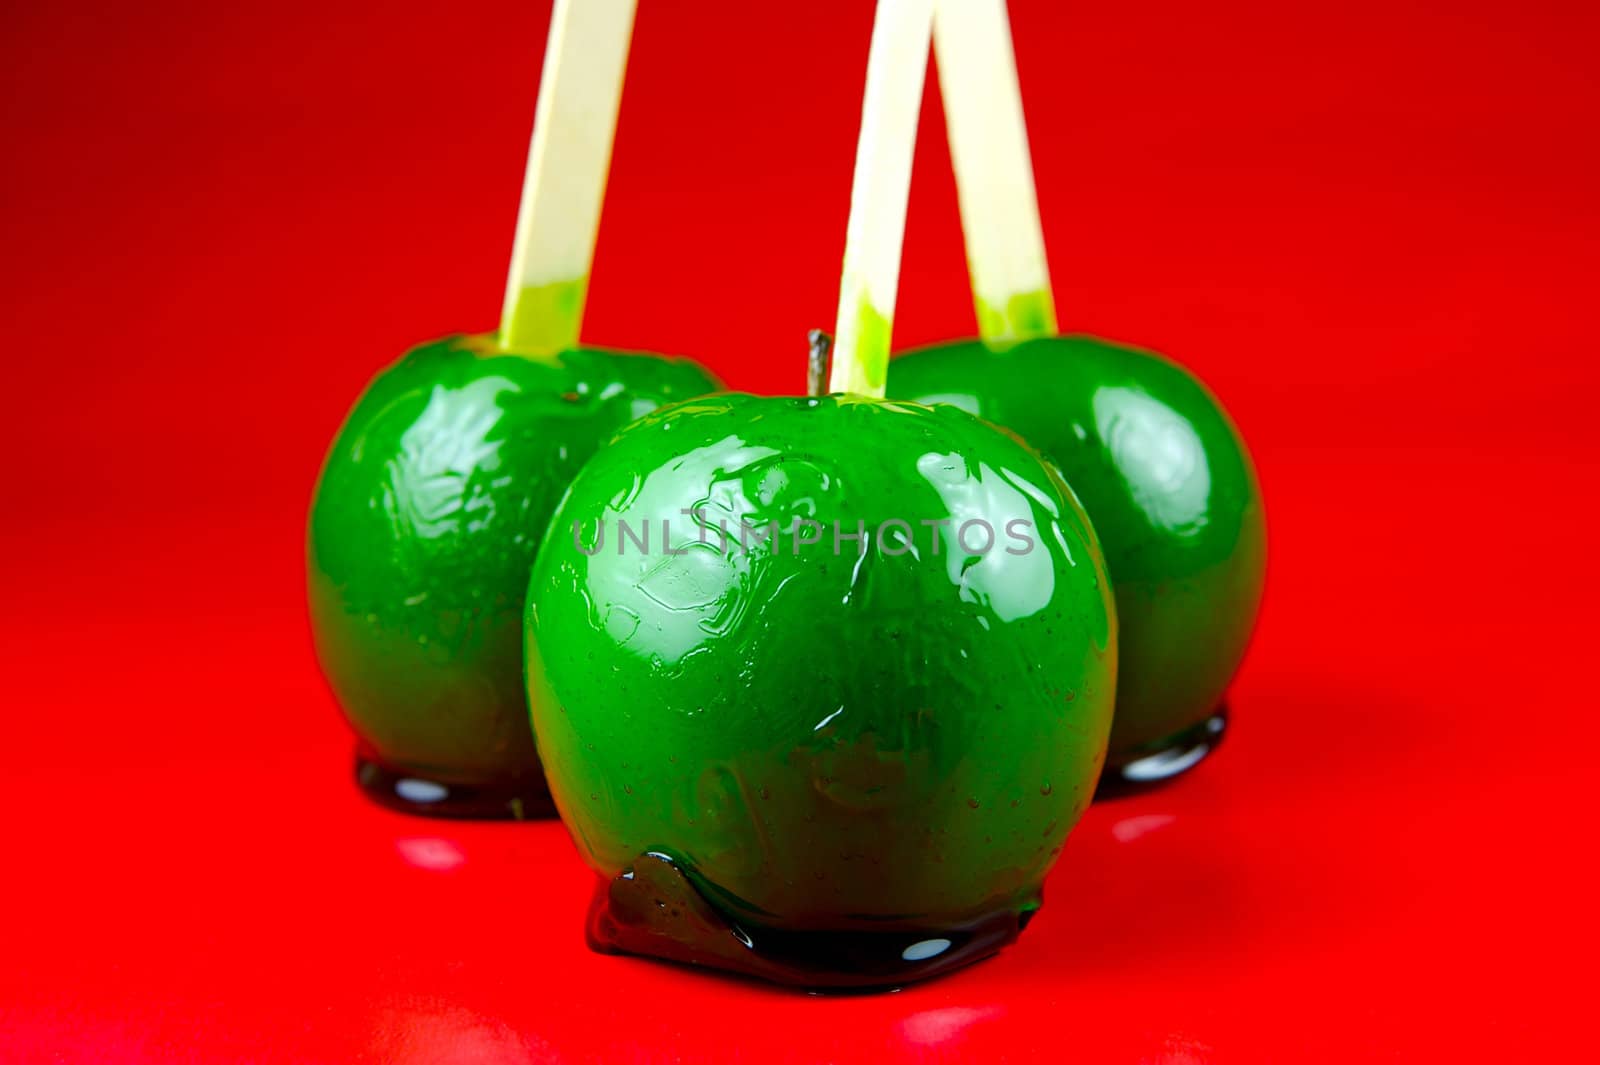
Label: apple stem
xmin=807 ymin=330 xmax=833 ymax=397
xmin=498 ymin=0 xmax=638 ymax=355
xmin=829 ymin=0 xmax=937 ymax=398
xmin=933 ymin=0 xmax=1058 ymax=342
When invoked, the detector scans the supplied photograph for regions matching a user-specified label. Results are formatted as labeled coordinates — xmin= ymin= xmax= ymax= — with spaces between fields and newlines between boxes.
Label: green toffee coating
xmin=527 ymin=391 xmax=1115 ymax=984
xmin=308 ymin=333 xmax=722 ymax=815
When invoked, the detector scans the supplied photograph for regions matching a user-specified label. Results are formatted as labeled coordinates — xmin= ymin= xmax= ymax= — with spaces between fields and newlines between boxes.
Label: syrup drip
xmin=587 ymin=851 xmax=1031 ymax=990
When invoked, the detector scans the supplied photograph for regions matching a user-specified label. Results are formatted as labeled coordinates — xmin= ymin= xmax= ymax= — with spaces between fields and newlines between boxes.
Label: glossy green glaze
xmin=526 ymin=392 xmax=1116 ymax=936
xmin=888 ymin=335 xmax=1266 ymax=770
xmin=308 ymin=334 xmax=722 ymax=809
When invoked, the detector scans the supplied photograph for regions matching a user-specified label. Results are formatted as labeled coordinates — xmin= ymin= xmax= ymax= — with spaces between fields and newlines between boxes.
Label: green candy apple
xmin=888 ymin=334 xmax=1265 ymax=789
xmin=308 ymin=333 xmax=721 ymax=818
xmin=525 ymin=391 xmax=1117 ymax=987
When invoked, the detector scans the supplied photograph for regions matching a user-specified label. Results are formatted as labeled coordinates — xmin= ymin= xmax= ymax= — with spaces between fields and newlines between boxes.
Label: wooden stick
xmin=829 ymin=0 xmax=937 ymax=397
xmin=934 ymin=0 xmax=1057 ymax=342
xmin=498 ymin=0 xmax=638 ymax=354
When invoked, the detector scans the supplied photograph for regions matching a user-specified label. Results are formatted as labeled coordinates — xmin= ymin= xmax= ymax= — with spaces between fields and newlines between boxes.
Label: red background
xmin=3 ymin=0 xmax=1598 ymax=1060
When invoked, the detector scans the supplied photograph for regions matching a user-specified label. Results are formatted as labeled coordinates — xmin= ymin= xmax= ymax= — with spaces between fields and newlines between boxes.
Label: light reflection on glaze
xmin=583 ymin=437 xmax=789 ymax=668
xmin=914 ymin=452 xmax=1059 ymax=624
xmin=383 ymin=378 xmax=517 ymax=541
xmin=1091 ymin=385 xmax=1211 ymax=537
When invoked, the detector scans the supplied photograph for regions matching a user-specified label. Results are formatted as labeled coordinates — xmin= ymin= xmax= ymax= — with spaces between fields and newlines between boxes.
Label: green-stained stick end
xmin=501 ymin=277 xmax=590 ymax=356
xmin=838 ymin=294 xmax=893 ymax=398
xmin=974 ymin=288 xmax=1059 ymax=346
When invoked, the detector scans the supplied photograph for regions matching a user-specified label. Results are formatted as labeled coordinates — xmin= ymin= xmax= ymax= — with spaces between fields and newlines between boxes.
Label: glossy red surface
xmin=3 ymin=1 xmax=1597 ymax=1060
